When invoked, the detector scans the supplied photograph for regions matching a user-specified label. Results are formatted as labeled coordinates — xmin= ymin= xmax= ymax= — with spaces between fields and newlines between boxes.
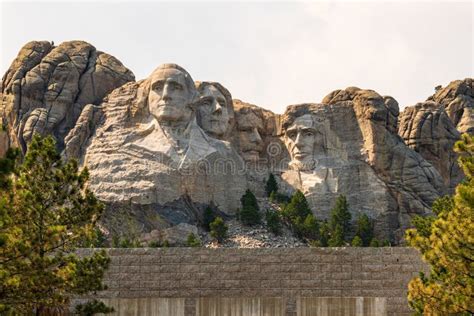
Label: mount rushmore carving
xmin=1 ymin=41 xmax=472 ymax=243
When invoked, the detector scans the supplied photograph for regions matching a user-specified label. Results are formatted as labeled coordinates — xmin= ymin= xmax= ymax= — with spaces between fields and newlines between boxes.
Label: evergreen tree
xmin=265 ymin=210 xmax=282 ymax=235
xmin=265 ymin=173 xmax=278 ymax=197
xmin=328 ymin=224 xmax=344 ymax=246
xmin=210 ymin=217 xmax=228 ymax=243
xmin=186 ymin=233 xmax=201 ymax=247
xmin=0 ymin=135 xmax=111 ymax=314
xmin=406 ymin=133 xmax=474 ymax=315
xmin=282 ymin=190 xmax=312 ymax=222
xmin=355 ymin=213 xmax=374 ymax=246
xmin=239 ymin=189 xmax=261 ymax=226
xmin=202 ymin=206 xmax=216 ymax=231
xmin=351 ymin=236 xmax=363 ymax=247
xmin=300 ymin=214 xmax=320 ymax=241
xmin=329 ymin=195 xmax=351 ymax=240
xmin=319 ymin=221 xmax=330 ymax=247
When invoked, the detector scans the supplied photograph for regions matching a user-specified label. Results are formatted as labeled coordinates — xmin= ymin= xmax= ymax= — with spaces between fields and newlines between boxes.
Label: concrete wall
xmin=78 ymin=247 xmax=428 ymax=316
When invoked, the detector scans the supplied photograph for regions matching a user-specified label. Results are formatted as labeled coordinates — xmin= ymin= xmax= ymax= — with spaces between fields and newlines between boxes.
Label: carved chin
xmin=154 ymin=107 xmax=185 ymax=122
xmin=290 ymin=158 xmax=315 ymax=171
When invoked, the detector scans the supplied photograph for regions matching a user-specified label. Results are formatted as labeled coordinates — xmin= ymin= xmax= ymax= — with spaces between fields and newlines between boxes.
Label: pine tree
xmin=202 ymin=206 xmax=216 ymax=231
xmin=355 ymin=213 xmax=374 ymax=246
xmin=210 ymin=217 xmax=228 ymax=243
xmin=265 ymin=173 xmax=278 ymax=197
xmin=319 ymin=221 xmax=330 ymax=247
xmin=265 ymin=210 xmax=282 ymax=235
xmin=239 ymin=189 xmax=261 ymax=226
xmin=282 ymin=190 xmax=312 ymax=222
xmin=329 ymin=195 xmax=351 ymax=240
xmin=328 ymin=224 xmax=344 ymax=246
xmin=406 ymin=133 xmax=474 ymax=315
xmin=0 ymin=135 xmax=111 ymax=314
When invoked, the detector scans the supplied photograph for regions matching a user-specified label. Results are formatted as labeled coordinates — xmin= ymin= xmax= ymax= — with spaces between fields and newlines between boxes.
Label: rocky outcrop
xmin=429 ymin=78 xmax=474 ymax=134
xmin=398 ymin=102 xmax=461 ymax=190
xmin=397 ymin=79 xmax=473 ymax=191
xmin=2 ymin=41 xmax=468 ymax=245
xmin=287 ymin=87 xmax=445 ymax=241
xmin=0 ymin=40 xmax=134 ymax=154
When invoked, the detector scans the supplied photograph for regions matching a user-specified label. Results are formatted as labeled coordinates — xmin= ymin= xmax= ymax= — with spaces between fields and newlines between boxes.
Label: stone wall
xmin=78 ymin=247 xmax=428 ymax=316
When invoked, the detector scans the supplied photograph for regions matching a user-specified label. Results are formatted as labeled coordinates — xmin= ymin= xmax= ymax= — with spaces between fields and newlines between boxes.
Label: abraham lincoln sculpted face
xmin=148 ymin=64 xmax=196 ymax=124
xmin=284 ymin=114 xmax=317 ymax=170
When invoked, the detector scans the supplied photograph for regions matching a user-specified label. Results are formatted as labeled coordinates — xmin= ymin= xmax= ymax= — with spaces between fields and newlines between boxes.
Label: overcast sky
xmin=1 ymin=1 xmax=473 ymax=113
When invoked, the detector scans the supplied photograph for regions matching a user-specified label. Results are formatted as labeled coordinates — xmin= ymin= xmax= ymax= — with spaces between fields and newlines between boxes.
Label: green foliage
xmin=265 ymin=210 xmax=282 ymax=235
xmin=299 ymin=214 xmax=320 ymax=241
xmin=0 ymin=135 xmax=110 ymax=314
xmin=186 ymin=233 xmax=201 ymax=247
xmin=329 ymin=195 xmax=351 ymax=240
xmin=239 ymin=189 xmax=261 ymax=226
xmin=406 ymin=133 xmax=474 ymax=315
xmin=210 ymin=217 xmax=228 ymax=243
xmin=354 ymin=213 xmax=374 ymax=246
xmin=319 ymin=221 xmax=330 ymax=247
xmin=351 ymin=235 xmax=363 ymax=247
xmin=74 ymin=299 xmax=114 ymax=315
xmin=162 ymin=240 xmax=170 ymax=248
xmin=369 ymin=238 xmax=380 ymax=247
xmin=328 ymin=224 xmax=344 ymax=246
xmin=282 ymin=190 xmax=312 ymax=221
xmin=112 ymin=235 xmax=141 ymax=248
xmin=265 ymin=173 xmax=278 ymax=197
xmin=203 ymin=206 xmax=216 ymax=231
xmin=382 ymin=239 xmax=391 ymax=247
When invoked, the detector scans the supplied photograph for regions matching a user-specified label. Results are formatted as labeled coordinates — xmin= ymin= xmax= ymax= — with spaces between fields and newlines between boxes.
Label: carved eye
xmin=171 ymin=82 xmax=183 ymax=91
xmin=217 ymin=98 xmax=226 ymax=106
xmin=287 ymin=131 xmax=296 ymax=139
xmin=304 ymin=131 xmax=314 ymax=137
xmin=153 ymin=82 xmax=164 ymax=91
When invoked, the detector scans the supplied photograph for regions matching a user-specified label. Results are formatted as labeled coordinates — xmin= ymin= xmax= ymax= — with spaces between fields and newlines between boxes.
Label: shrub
xmin=282 ymin=190 xmax=312 ymax=221
xmin=319 ymin=221 xmax=330 ymax=247
xmin=210 ymin=217 xmax=228 ymax=243
xmin=351 ymin=236 xmax=363 ymax=247
xmin=186 ymin=233 xmax=201 ymax=247
xmin=240 ymin=189 xmax=261 ymax=226
xmin=369 ymin=238 xmax=380 ymax=247
xmin=300 ymin=214 xmax=320 ymax=240
xmin=265 ymin=210 xmax=282 ymax=235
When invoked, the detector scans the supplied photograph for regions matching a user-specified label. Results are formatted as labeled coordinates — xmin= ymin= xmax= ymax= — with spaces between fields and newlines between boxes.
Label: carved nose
xmin=251 ymin=128 xmax=262 ymax=143
xmin=213 ymin=101 xmax=223 ymax=114
xmin=162 ymin=84 xmax=171 ymax=101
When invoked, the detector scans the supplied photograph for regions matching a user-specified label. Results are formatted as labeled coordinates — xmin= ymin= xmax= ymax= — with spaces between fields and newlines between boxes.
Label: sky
xmin=1 ymin=1 xmax=473 ymax=114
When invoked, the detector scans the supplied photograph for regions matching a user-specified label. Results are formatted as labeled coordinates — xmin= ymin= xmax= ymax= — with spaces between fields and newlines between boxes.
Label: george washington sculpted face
xmin=148 ymin=66 xmax=196 ymax=124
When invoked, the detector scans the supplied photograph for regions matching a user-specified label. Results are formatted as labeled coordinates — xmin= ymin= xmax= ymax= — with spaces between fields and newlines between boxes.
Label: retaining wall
xmin=77 ymin=247 xmax=428 ymax=316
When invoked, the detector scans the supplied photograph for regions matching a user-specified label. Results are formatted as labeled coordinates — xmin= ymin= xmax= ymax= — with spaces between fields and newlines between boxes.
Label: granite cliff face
xmin=1 ymin=41 xmax=471 ymax=244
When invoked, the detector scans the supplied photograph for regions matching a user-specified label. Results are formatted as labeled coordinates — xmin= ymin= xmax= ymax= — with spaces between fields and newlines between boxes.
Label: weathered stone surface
xmin=0 ymin=40 xmax=134 ymax=153
xmin=278 ymin=88 xmax=445 ymax=241
xmin=2 ymin=41 xmax=468 ymax=245
xmin=428 ymin=78 xmax=474 ymax=133
xmin=398 ymin=102 xmax=462 ymax=190
xmin=162 ymin=223 xmax=200 ymax=246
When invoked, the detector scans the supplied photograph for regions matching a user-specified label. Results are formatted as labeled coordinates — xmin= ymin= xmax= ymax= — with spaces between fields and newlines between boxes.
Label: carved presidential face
xmin=148 ymin=68 xmax=194 ymax=123
xmin=236 ymin=111 xmax=264 ymax=162
xmin=198 ymin=85 xmax=230 ymax=137
xmin=284 ymin=114 xmax=317 ymax=169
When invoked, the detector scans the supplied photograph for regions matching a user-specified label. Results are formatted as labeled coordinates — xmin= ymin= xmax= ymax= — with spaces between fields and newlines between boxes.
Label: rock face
xmin=0 ymin=41 xmax=134 ymax=153
xmin=1 ymin=41 xmax=471 ymax=244
xmin=398 ymin=79 xmax=473 ymax=191
xmin=283 ymin=88 xmax=445 ymax=240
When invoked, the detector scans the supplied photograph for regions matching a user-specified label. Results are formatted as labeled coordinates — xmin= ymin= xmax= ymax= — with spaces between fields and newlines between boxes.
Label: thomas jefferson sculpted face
xmin=236 ymin=110 xmax=264 ymax=162
xmin=198 ymin=85 xmax=230 ymax=138
xmin=148 ymin=65 xmax=196 ymax=124
xmin=284 ymin=114 xmax=317 ymax=169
